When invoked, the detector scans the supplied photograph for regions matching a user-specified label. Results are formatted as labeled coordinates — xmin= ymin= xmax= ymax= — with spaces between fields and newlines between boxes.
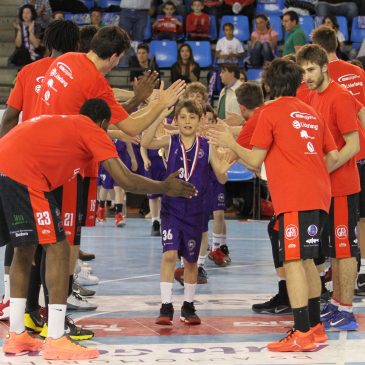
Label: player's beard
xmin=310 ymin=73 xmax=325 ymax=91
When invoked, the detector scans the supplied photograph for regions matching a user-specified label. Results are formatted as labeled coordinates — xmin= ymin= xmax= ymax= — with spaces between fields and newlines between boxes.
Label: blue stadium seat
xmin=209 ymin=15 xmax=217 ymax=41
xmin=64 ymin=12 xmax=90 ymax=25
xmin=227 ymin=163 xmax=255 ymax=182
xmin=98 ymin=0 xmax=120 ymax=8
xmin=149 ymin=40 xmax=178 ymax=68
xmin=298 ymin=16 xmax=314 ymax=40
xmin=256 ymin=0 xmax=285 ymax=16
xmin=247 ymin=68 xmax=263 ymax=81
xmin=351 ymin=16 xmax=365 ymax=44
xmin=219 ymin=16 xmax=249 ymax=42
xmin=185 ymin=41 xmax=212 ymax=68
xmin=314 ymin=16 xmax=348 ymax=41
xmin=153 ymin=15 xmax=184 ymax=41
xmin=143 ymin=15 xmax=152 ymax=40
xmin=102 ymin=12 xmax=119 ymax=25
xmin=253 ymin=14 xmax=283 ymax=42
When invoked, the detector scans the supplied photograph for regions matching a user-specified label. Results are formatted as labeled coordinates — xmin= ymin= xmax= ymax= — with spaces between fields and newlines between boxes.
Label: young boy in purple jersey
xmin=141 ymin=99 xmax=226 ymax=325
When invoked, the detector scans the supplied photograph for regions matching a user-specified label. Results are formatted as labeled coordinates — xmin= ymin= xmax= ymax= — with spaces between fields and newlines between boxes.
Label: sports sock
xmin=68 ymin=275 xmax=73 ymax=297
xmin=9 ymin=298 xmax=26 ymax=334
xmin=278 ymin=280 xmax=288 ymax=299
xmin=47 ymin=304 xmax=66 ymax=339
xmin=292 ymin=306 xmax=310 ymax=333
xmin=180 ymin=256 xmax=184 ymax=268
xmin=197 ymin=254 xmax=207 ymax=267
xmin=308 ymin=297 xmax=321 ymax=327
xmin=338 ymin=303 xmax=353 ymax=313
xmin=3 ymin=274 xmax=10 ymax=303
xmin=184 ymin=283 xmax=197 ymax=303
xmin=152 ymin=217 xmax=161 ymax=223
xmin=221 ymin=234 xmax=227 ymax=245
xmin=160 ymin=282 xmax=173 ymax=304
xmin=99 ymin=200 xmax=105 ymax=208
xmin=115 ymin=203 xmax=123 ymax=213
xmin=360 ymin=259 xmax=365 ymax=274
xmin=331 ymin=297 xmax=340 ymax=307
xmin=212 ymin=233 xmax=223 ymax=250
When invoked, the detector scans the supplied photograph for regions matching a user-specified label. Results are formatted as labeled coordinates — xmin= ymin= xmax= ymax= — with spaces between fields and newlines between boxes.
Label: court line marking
xmin=82 ymin=235 xmax=270 ymax=241
xmin=335 ymin=331 xmax=347 ymax=365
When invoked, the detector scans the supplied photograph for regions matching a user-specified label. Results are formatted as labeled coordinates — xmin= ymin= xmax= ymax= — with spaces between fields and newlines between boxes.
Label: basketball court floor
xmin=0 ymin=218 xmax=364 ymax=365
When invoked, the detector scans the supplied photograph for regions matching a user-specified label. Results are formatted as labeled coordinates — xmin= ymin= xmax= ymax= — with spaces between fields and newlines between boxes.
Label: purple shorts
xmin=98 ymin=166 xmax=115 ymax=189
xmin=161 ymin=216 xmax=203 ymax=263
xmin=146 ymin=156 xmax=166 ymax=199
xmin=211 ymin=180 xmax=226 ymax=212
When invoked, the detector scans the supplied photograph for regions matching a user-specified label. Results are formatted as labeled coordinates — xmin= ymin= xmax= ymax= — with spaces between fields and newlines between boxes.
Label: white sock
xmin=47 ymin=304 xmax=66 ymax=339
xmin=331 ymin=298 xmax=340 ymax=307
xmin=221 ymin=234 xmax=226 ymax=245
xmin=184 ymin=283 xmax=197 ymax=303
xmin=152 ymin=217 xmax=160 ymax=223
xmin=9 ymin=298 xmax=26 ymax=334
xmin=212 ymin=233 xmax=224 ymax=250
xmin=197 ymin=254 xmax=207 ymax=267
xmin=180 ymin=256 xmax=184 ymax=268
xmin=319 ymin=271 xmax=325 ymax=277
xmin=160 ymin=282 xmax=173 ymax=304
xmin=360 ymin=259 xmax=365 ymax=274
xmin=339 ymin=304 xmax=353 ymax=313
xmin=3 ymin=274 xmax=10 ymax=302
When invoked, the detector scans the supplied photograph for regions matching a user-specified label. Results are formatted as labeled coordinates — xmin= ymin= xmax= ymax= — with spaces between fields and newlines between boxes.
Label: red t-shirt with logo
xmin=250 ymin=97 xmax=336 ymax=215
xmin=0 ymin=115 xmax=118 ymax=192
xmin=307 ymin=81 xmax=360 ymax=197
xmin=6 ymin=57 xmax=54 ymax=121
xmin=237 ymin=104 xmax=267 ymax=149
xmin=328 ymin=59 xmax=365 ymax=160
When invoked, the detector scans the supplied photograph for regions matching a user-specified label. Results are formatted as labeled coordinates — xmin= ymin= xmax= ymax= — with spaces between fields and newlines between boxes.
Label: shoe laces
xmin=279 ymin=328 xmax=296 ymax=343
xmin=183 ymin=301 xmax=196 ymax=315
xmin=220 ymin=244 xmax=230 ymax=255
xmin=73 ymin=291 xmax=88 ymax=302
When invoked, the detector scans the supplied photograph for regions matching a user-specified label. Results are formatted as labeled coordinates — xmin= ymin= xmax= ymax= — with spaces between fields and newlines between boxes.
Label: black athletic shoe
xmin=197 ymin=266 xmax=208 ymax=284
xmin=252 ymin=294 xmax=291 ymax=314
xmin=355 ymin=273 xmax=365 ymax=296
xmin=73 ymin=281 xmax=96 ymax=297
xmin=151 ymin=220 xmax=161 ymax=236
xmin=180 ymin=301 xmax=201 ymax=325
xmin=156 ymin=303 xmax=174 ymax=325
xmin=79 ymin=250 xmax=95 ymax=261
xmin=65 ymin=316 xmax=94 ymax=341
xmin=220 ymin=244 xmax=231 ymax=263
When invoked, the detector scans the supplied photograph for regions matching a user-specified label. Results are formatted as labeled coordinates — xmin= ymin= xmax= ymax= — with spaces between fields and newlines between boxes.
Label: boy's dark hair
xmin=205 ymin=104 xmax=217 ymax=123
xmin=19 ymin=4 xmax=37 ymax=22
xmin=137 ymin=43 xmax=149 ymax=53
xmin=220 ymin=63 xmax=240 ymax=79
xmin=175 ymin=99 xmax=204 ymax=118
xmin=235 ymin=82 xmax=264 ymax=109
xmin=44 ymin=19 xmax=80 ymax=53
xmin=296 ymin=44 xmax=328 ymax=68
xmin=90 ymin=7 xmax=102 ymax=14
xmin=223 ymin=22 xmax=234 ymax=31
xmin=90 ymin=26 xmax=130 ymax=59
xmin=163 ymin=1 xmax=176 ymax=10
xmin=322 ymin=15 xmax=339 ymax=31
xmin=80 ymin=98 xmax=111 ymax=124
xmin=282 ymin=10 xmax=299 ymax=24
xmin=79 ymin=25 xmax=98 ymax=53
xmin=239 ymin=68 xmax=247 ymax=82
xmin=311 ymin=25 xmax=337 ymax=54
xmin=263 ymin=58 xmax=303 ymax=98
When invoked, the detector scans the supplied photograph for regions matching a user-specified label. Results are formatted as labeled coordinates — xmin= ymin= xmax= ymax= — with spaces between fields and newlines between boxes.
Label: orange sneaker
xmin=43 ymin=335 xmax=99 ymax=360
xmin=267 ymin=329 xmax=317 ymax=352
xmin=114 ymin=212 xmax=125 ymax=227
xmin=3 ymin=331 xmax=43 ymax=354
xmin=310 ymin=322 xmax=328 ymax=343
xmin=96 ymin=207 xmax=106 ymax=222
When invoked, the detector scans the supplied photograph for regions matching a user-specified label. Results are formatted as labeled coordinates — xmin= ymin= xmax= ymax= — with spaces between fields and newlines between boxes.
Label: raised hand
xmin=133 ymin=70 xmax=159 ymax=102
xmin=163 ymin=170 xmax=197 ymax=198
xmin=207 ymin=123 xmax=236 ymax=149
xmin=159 ymin=79 xmax=186 ymax=109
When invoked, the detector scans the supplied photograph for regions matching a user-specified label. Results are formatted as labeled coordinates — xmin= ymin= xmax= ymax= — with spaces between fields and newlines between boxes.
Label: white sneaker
xmin=76 ymin=259 xmax=92 ymax=274
xmin=77 ymin=266 xmax=99 ymax=286
xmin=67 ymin=291 xmax=97 ymax=311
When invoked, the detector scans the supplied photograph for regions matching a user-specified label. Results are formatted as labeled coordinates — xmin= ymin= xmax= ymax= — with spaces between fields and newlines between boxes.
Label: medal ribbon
xmin=180 ymin=136 xmax=200 ymax=181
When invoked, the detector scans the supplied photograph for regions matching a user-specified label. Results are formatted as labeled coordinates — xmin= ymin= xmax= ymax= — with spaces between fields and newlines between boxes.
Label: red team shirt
xmin=6 ymin=57 xmax=54 ymax=121
xmin=0 ymin=115 xmax=118 ymax=192
xmin=250 ymin=97 xmax=336 ymax=216
xmin=308 ymin=81 xmax=360 ymax=197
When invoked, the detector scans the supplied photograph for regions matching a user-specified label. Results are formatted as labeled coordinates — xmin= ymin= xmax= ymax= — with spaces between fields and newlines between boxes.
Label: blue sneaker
xmin=328 ymin=310 xmax=359 ymax=331
xmin=320 ymin=302 xmax=338 ymax=322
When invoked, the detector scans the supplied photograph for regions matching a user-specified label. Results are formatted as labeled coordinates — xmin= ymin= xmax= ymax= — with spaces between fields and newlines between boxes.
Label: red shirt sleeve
xmin=186 ymin=14 xmax=195 ymax=33
xmin=236 ymin=116 xmax=257 ymax=150
xmin=250 ymin=110 xmax=273 ymax=150
xmin=6 ymin=70 xmax=25 ymax=111
xmin=333 ymin=93 xmax=359 ymax=135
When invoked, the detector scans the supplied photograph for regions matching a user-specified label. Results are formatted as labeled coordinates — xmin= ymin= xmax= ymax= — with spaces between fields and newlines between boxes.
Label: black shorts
xmin=278 ymin=210 xmax=328 ymax=263
xmin=81 ymin=177 xmax=97 ymax=227
xmin=357 ymin=160 xmax=365 ymax=218
xmin=327 ymin=194 xmax=359 ymax=258
xmin=52 ymin=175 xmax=83 ymax=246
xmin=0 ymin=174 xmax=65 ymax=247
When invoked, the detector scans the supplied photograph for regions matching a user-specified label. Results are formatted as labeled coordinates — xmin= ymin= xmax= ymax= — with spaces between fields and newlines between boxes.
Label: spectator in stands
xmin=316 ymin=1 xmax=358 ymax=24
xmin=156 ymin=0 xmax=186 ymax=16
xmin=9 ymin=4 xmax=43 ymax=67
xmin=152 ymin=1 xmax=183 ymax=40
xmin=322 ymin=15 xmax=347 ymax=58
xmin=217 ymin=63 xmax=242 ymax=119
xmin=119 ymin=0 xmax=151 ymax=42
xmin=239 ymin=68 xmax=247 ymax=83
xmin=52 ymin=10 xmax=64 ymax=20
xmin=171 ymin=43 xmax=200 ymax=83
xmin=282 ymin=10 xmax=307 ymax=55
xmin=79 ymin=25 xmax=98 ymax=53
xmin=130 ymin=43 xmax=160 ymax=83
xmin=222 ymin=0 xmax=255 ymax=24
xmin=22 ymin=0 xmax=52 ymax=32
xmin=90 ymin=8 xmax=105 ymax=29
xmin=186 ymin=0 xmax=210 ymax=40
xmin=250 ymin=13 xmax=277 ymax=68
xmin=216 ymin=22 xmax=244 ymax=64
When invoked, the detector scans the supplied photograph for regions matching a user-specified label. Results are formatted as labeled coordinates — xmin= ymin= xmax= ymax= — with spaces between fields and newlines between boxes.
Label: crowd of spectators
xmin=7 ymin=0 xmax=365 ymax=77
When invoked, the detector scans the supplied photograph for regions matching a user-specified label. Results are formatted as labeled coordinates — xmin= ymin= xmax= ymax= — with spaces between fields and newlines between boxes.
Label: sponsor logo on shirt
xmin=34 ymin=76 xmax=44 ymax=94
xmin=338 ymin=74 xmax=360 ymax=83
xmin=306 ymin=237 xmax=319 ymax=244
xmin=15 ymin=231 xmax=28 ymax=237
xmin=339 ymin=242 xmax=347 ymax=248
xmin=306 ymin=142 xmax=316 ymax=154
xmin=290 ymin=111 xmax=317 ymax=121
xmin=57 ymin=62 xmax=74 ymax=79
xmin=285 ymin=224 xmax=298 ymax=240
xmin=198 ymin=149 xmax=205 ymax=158
xmin=47 ymin=78 xmax=58 ymax=92
xmin=300 ymin=130 xmax=314 ymax=140
xmin=307 ymin=224 xmax=318 ymax=237
xmin=335 ymin=225 xmax=348 ymax=239
xmin=41 ymin=229 xmax=51 ymax=234
xmin=218 ymin=193 xmax=225 ymax=203
xmin=49 ymin=68 xmax=68 ymax=88
xmin=288 ymin=243 xmax=296 ymax=248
